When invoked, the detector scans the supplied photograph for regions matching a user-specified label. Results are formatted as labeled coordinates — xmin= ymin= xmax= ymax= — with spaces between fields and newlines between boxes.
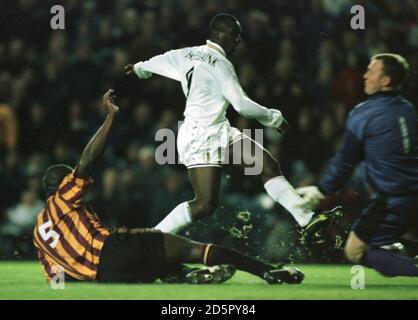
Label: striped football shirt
xmin=33 ymin=169 xmax=110 ymax=281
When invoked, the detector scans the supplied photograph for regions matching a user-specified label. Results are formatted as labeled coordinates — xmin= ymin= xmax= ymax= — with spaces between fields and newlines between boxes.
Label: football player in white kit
xmin=125 ymin=14 xmax=337 ymax=234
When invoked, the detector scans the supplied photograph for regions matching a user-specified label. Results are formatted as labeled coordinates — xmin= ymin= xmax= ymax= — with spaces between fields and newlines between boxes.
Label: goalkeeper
xmin=298 ymin=54 xmax=418 ymax=277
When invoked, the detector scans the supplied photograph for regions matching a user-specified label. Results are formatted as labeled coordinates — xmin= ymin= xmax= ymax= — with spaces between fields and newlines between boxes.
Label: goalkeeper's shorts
xmin=177 ymin=118 xmax=245 ymax=169
xmin=352 ymin=195 xmax=418 ymax=247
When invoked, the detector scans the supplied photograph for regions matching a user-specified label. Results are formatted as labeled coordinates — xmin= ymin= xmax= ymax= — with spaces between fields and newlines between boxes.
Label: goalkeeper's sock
xmin=154 ymin=202 xmax=192 ymax=233
xmin=361 ymin=249 xmax=418 ymax=277
xmin=201 ymin=244 xmax=272 ymax=278
xmin=264 ymin=176 xmax=314 ymax=227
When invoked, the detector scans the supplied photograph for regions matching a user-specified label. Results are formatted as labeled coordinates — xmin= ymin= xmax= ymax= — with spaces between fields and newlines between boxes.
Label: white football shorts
xmin=177 ymin=118 xmax=244 ymax=168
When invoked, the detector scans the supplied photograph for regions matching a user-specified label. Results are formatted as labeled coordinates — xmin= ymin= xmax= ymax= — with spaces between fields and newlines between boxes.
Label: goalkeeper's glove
xmin=295 ymin=186 xmax=325 ymax=211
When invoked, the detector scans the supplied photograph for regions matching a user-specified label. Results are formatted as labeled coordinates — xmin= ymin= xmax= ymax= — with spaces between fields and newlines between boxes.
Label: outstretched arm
xmin=317 ymin=129 xmax=364 ymax=194
xmin=124 ymin=49 xmax=183 ymax=82
xmin=219 ymin=63 xmax=288 ymax=133
xmin=296 ymin=127 xmax=364 ymax=211
xmin=76 ymin=89 xmax=119 ymax=179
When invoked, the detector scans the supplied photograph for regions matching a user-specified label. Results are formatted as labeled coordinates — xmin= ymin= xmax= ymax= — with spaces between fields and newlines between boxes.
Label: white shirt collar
xmin=206 ymin=40 xmax=226 ymax=56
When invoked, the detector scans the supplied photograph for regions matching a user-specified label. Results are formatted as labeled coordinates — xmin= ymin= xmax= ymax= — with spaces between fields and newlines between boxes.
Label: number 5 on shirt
xmin=38 ymin=220 xmax=60 ymax=249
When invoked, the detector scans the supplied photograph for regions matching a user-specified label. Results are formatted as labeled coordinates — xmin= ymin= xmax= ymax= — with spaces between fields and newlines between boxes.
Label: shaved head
xmin=209 ymin=13 xmax=241 ymax=38
xmin=209 ymin=13 xmax=242 ymax=56
xmin=42 ymin=164 xmax=73 ymax=198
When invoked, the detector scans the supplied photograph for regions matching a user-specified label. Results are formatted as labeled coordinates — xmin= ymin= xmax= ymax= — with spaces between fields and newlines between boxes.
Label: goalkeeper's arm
xmin=296 ymin=122 xmax=364 ymax=210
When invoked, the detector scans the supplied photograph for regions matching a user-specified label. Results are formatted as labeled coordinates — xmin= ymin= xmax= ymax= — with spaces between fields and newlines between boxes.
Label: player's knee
xmin=191 ymin=200 xmax=218 ymax=219
xmin=344 ymin=245 xmax=364 ymax=264
xmin=262 ymin=154 xmax=280 ymax=180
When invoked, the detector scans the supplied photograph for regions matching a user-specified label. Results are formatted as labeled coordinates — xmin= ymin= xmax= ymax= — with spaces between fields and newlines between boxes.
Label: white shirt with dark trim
xmin=134 ymin=40 xmax=283 ymax=127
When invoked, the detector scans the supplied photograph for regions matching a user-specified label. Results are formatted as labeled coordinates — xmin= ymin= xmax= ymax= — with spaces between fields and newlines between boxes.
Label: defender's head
xmin=363 ymin=53 xmax=410 ymax=95
xmin=42 ymin=164 xmax=73 ymax=198
xmin=209 ymin=13 xmax=242 ymax=56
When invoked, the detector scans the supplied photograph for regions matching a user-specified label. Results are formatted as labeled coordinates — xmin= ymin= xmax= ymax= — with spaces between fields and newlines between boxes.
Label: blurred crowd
xmin=0 ymin=0 xmax=417 ymax=261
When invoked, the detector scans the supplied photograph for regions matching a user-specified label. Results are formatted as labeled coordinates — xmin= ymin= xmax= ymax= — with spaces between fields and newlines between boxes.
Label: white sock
xmin=264 ymin=176 xmax=314 ymax=227
xmin=154 ymin=201 xmax=193 ymax=233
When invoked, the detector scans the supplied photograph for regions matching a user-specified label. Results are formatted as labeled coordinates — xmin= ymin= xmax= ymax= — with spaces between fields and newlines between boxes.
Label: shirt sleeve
xmin=318 ymin=115 xmax=365 ymax=195
xmin=54 ymin=168 xmax=93 ymax=210
xmin=216 ymin=61 xmax=284 ymax=128
xmin=133 ymin=48 xmax=184 ymax=82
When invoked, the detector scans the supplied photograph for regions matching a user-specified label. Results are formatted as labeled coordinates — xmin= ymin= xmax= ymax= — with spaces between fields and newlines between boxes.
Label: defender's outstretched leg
xmin=162 ymin=232 xmax=304 ymax=284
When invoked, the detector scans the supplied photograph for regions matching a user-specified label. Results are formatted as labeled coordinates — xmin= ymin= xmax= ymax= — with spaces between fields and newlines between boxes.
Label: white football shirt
xmin=134 ymin=40 xmax=283 ymax=127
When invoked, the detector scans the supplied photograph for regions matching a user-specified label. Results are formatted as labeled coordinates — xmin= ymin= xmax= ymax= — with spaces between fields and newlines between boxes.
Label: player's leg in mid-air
xmin=155 ymin=119 xmax=229 ymax=233
xmin=228 ymin=134 xmax=315 ymax=227
xmin=162 ymin=232 xmax=304 ymax=284
xmin=155 ymin=166 xmax=221 ymax=233
xmin=154 ymin=122 xmax=334 ymax=234
xmin=187 ymin=166 xmax=221 ymax=220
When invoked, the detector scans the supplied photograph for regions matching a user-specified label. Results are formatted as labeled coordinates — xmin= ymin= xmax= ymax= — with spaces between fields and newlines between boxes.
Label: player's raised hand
xmin=124 ymin=64 xmax=135 ymax=75
xmin=277 ymin=117 xmax=289 ymax=134
xmin=102 ymin=89 xmax=119 ymax=116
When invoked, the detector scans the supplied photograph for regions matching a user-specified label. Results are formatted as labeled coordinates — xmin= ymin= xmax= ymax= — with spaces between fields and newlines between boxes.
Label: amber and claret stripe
xmin=33 ymin=171 xmax=109 ymax=281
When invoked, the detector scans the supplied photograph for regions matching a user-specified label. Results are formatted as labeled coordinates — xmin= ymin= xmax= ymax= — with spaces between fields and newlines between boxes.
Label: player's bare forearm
xmin=76 ymin=89 xmax=119 ymax=179
xmin=77 ymin=115 xmax=115 ymax=178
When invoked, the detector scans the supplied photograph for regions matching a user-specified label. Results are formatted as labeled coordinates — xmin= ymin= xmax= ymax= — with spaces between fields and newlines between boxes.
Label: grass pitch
xmin=0 ymin=261 xmax=417 ymax=300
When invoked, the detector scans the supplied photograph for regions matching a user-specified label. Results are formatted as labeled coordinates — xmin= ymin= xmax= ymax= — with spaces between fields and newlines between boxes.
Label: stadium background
xmin=0 ymin=0 xmax=417 ymax=264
